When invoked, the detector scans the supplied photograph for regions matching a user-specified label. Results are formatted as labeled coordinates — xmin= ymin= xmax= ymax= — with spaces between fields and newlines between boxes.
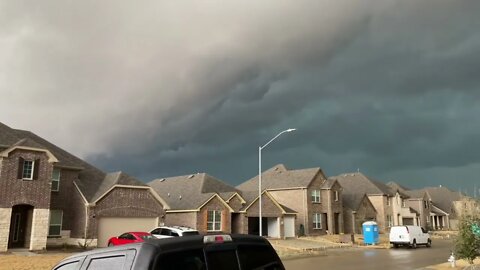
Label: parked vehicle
xmin=52 ymin=234 xmax=285 ymax=270
xmin=107 ymin=232 xmax=153 ymax=246
xmin=150 ymin=225 xmax=199 ymax=239
xmin=389 ymin=225 xmax=431 ymax=248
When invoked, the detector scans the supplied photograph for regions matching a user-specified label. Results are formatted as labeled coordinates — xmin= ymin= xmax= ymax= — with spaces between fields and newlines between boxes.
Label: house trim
xmin=198 ymin=194 xmax=234 ymax=212
xmin=243 ymin=191 xmax=287 ymax=214
xmin=225 ymin=193 xmax=246 ymax=204
xmin=0 ymin=146 xmax=58 ymax=163
xmin=92 ymin=185 xmax=170 ymax=209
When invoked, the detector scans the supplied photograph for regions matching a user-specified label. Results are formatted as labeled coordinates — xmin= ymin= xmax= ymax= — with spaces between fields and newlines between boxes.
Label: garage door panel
xmin=97 ymin=217 xmax=157 ymax=247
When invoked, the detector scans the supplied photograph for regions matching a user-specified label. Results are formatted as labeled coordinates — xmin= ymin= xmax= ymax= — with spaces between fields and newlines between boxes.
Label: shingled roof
xmin=331 ymin=172 xmax=396 ymax=196
xmin=236 ymin=164 xmax=326 ymax=191
xmin=149 ymin=173 xmax=239 ymax=210
xmin=0 ymin=122 xmax=146 ymax=203
xmin=411 ymin=186 xmax=464 ymax=214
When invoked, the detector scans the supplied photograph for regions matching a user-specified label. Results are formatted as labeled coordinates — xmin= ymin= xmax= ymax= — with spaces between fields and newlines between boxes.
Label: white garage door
xmin=97 ymin=217 xmax=158 ymax=247
xmin=284 ymin=216 xmax=295 ymax=238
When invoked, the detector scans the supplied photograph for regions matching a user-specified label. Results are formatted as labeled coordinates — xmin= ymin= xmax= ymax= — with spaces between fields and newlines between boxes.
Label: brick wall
xmin=165 ymin=212 xmax=197 ymax=228
xmin=197 ymin=197 xmax=231 ymax=234
xmin=89 ymin=187 xmax=165 ymax=238
xmin=0 ymin=149 xmax=52 ymax=209
xmin=50 ymin=169 xmax=80 ymax=232
xmin=227 ymin=195 xmax=245 ymax=212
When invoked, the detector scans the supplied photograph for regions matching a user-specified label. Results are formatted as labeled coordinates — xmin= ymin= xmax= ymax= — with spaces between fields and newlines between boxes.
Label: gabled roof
xmin=0 ymin=122 xmax=147 ymax=203
xmin=236 ymin=164 xmax=326 ymax=191
xmin=330 ymin=172 xmax=396 ymax=196
xmin=342 ymin=193 xmax=370 ymax=211
xmin=242 ymin=190 xmax=297 ymax=214
xmin=411 ymin=186 xmax=464 ymax=214
xmin=91 ymin=171 xmax=148 ymax=202
xmin=386 ymin=181 xmax=410 ymax=193
xmin=148 ymin=173 xmax=238 ymax=210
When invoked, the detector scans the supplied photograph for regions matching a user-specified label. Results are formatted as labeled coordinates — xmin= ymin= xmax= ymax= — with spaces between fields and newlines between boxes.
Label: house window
xmin=49 ymin=210 xmax=63 ymax=236
xmin=387 ymin=215 xmax=393 ymax=227
xmin=402 ymin=200 xmax=406 ymax=207
xmin=386 ymin=197 xmax=391 ymax=206
xmin=18 ymin=157 xmax=39 ymax=180
xmin=313 ymin=213 xmax=322 ymax=229
xmin=311 ymin=190 xmax=321 ymax=203
xmin=22 ymin=160 xmax=34 ymax=180
xmin=334 ymin=191 xmax=339 ymax=202
xmin=424 ymin=201 xmax=428 ymax=209
xmin=51 ymin=168 xmax=61 ymax=192
xmin=207 ymin=210 xmax=221 ymax=231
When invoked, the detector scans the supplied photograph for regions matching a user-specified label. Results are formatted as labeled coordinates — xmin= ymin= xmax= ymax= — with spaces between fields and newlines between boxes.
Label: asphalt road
xmin=282 ymin=239 xmax=454 ymax=270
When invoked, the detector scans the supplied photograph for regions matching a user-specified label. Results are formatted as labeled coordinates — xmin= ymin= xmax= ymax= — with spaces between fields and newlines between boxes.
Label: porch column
xmin=29 ymin=209 xmax=49 ymax=251
xmin=0 ymin=208 xmax=12 ymax=252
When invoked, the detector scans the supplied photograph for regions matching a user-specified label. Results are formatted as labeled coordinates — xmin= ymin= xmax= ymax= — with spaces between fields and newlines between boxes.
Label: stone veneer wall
xmin=0 ymin=208 xmax=12 ymax=252
xmin=30 ymin=209 xmax=49 ymax=250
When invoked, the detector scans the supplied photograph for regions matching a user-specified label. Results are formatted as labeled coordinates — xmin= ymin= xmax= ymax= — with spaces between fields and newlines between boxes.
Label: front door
xmin=8 ymin=205 xmax=33 ymax=249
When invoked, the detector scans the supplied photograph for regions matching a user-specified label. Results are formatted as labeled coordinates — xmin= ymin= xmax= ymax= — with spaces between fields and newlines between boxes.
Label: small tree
xmin=454 ymin=215 xmax=480 ymax=265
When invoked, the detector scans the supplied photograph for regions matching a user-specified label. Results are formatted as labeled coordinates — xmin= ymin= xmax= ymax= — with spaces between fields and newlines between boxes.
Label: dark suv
xmin=52 ymin=234 xmax=285 ymax=270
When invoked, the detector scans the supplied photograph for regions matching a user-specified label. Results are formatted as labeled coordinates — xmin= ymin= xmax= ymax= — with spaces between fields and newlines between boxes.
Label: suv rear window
xmin=238 ymin=245 xmax=283 ymax=270
xmin=155 ymin=249 xmax=205 ymax=270
xmin=155 ymin=244 xmax=282 ymax=270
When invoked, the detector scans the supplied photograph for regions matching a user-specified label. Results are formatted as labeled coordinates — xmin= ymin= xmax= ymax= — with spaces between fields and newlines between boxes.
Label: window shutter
xmin=17 ymin=157 xmax=24 ymax=179
xmin=33 ymin=159 xmax=40 ymax=180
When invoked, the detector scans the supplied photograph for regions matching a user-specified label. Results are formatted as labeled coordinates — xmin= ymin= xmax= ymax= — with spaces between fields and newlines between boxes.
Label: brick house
xmin=240 ymin=190 xmax=297 ymax=238
xmin=403 ymin=186 xmax=479 ymax=230
xmin=0 ymin=122 xmax=167 ymax=251
xmin=332 ymin=172 xmax=417 ymax=233
xmin=149 ymin=173 xmax=237 ymax=234
xmin=237 ymin=164 xmax=344 ymax=236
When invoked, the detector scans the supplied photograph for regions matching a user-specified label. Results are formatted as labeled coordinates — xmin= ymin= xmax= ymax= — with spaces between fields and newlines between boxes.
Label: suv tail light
xmin=204 ymin=235 xmax=233 ymax=244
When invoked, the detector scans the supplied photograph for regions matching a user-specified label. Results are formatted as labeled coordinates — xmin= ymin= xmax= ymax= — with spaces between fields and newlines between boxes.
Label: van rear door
xmin=390 ymin=226 xmax=410 ymax=243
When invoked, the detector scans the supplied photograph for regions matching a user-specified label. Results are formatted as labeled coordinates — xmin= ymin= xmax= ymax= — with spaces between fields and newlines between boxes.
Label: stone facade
xmin=29 ymin=209 xmax=49 ymax=250
xmin=368 ymin=195 xmax=393 ymax=233
xmin=0 ymin=208 xmax=12 ymax=252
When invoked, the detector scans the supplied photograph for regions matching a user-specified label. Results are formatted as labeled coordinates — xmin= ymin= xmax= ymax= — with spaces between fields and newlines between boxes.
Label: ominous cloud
xmin=1 ymin=0 xmax=480 ymax=194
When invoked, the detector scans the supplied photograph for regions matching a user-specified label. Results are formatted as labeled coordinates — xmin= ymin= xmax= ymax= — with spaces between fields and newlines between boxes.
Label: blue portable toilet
xmin=362 ymin=221 xmax=379 ymax=245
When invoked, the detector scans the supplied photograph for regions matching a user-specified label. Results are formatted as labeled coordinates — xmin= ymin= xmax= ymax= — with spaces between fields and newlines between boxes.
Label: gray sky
xmin=1 ymin=0 xmax=480 ymax=195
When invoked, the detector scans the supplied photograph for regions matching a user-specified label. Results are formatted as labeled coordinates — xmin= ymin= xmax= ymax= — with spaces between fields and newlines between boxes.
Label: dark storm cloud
xmin=2 ymin=0 xmax=480 ymax=192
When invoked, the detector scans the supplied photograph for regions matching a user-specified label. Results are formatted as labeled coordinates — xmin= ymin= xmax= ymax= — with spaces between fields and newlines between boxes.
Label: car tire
xmin=411 ymin=240 xmax=417 ymax=249
xmin=108 ymin=242 xmax=114 ymax=247
xmin=392 ymin=243 xmax=398 ymax=248
xmin=426 ymin=239 xmax=431 ymax=248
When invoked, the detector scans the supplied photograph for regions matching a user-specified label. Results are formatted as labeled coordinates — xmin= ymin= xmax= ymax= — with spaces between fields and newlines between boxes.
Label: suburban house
xmin=387 ymin=183 xmax=480 ymax=230
xmin=330 ymin=177 xmax=377 ymax=234
xmin=407 ymin=186 xmax=478 ymax=230
xmin=239 ymin=190 xmax=298 ymax=238
xmin=387 ymin=182 xmax=433 ymax=229
xmin=0 ymin=122 xmax=167 ymax=251
xmin=237 ymin=164 xmax=344 ymax=236
xmin=149 ymin=173 xmax=237 ymax=235
xmin=331 ymin=172 xmax=417 ymax=233
xmin=148 ymin=173 xmax=298 ymax=239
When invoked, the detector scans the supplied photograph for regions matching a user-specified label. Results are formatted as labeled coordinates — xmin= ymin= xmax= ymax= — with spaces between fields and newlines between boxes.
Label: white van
xmin=389 ymin=225 xmax=431 ymax=248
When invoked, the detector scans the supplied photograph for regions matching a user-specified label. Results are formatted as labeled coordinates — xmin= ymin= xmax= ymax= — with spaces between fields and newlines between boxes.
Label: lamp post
xmin=259 ymin=128 xmax=296 ymax=237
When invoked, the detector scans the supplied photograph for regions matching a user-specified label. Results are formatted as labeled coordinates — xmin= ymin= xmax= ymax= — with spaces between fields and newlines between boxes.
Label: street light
xmin=259 ymin=128 xmax=296 ymax=236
